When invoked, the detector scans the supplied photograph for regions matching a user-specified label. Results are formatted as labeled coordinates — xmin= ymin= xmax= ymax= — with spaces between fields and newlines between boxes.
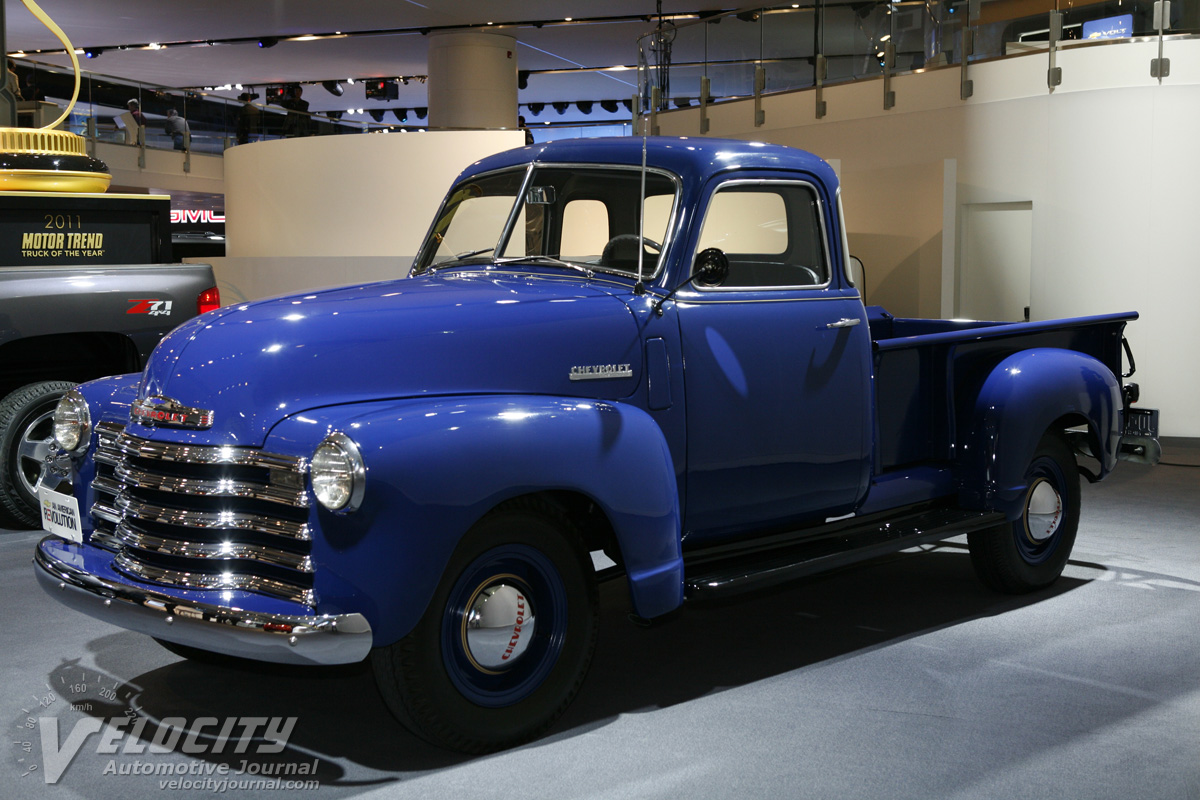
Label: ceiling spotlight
xmin=600 ymin=99 xmax=619 ymax=113
xmin=518 ymin=70 xmax=530 ymax=90
xmin=622 ymin=98 xmax=634 ymax=112
xmin=393 ymin=108 xmax=408 ymax=122
xmin=674 ymin=97 xmax=692 ymax=108
xmin=347 ymin=77 xmax=356 ymax=85
xmin=576 ymin=101 xmax=593 ymax=115
xmin=368 ymin=109 xmax=385 ymax=122
xmin=322 ymin=80 xmax=344 ymax=97
xmin=552 ymin=102 xmax=569 ymax=115
xmin=414 ymin=107 xmax=427 ymax=120
xmin=83 ymin=47 xmax=103 ymax=59
xmin=736 ymin=10 xmax=761 ymax=22
xmin=257 ymin=37 xmax=279 ymax=48
xmin=401 ymin=76 xmax=409 ymax=85
xmin=527 ymin=102 xmax=544 ymax=116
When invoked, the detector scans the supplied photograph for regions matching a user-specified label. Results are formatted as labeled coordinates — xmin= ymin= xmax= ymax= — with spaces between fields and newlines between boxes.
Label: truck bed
xmin=866 ymin=306 xmax=1135 ymax=472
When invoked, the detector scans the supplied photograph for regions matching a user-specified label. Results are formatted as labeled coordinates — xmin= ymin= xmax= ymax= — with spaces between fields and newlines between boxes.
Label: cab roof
xmin=458 ymin=136 xmax=840 ymax=195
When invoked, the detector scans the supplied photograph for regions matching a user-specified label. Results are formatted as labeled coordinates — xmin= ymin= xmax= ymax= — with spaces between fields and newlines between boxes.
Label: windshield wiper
xmin=425 ymin=247 xmax=496 ymax=273
xmin=495 ymin=255 xmax=594 ymax=278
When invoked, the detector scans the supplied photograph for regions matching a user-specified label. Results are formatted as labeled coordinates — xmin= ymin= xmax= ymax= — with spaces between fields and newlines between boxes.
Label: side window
xmin=560 ymin=199 xmax=610 ymax=261
xmin=694 ymin=182 xmax=828 ymax=288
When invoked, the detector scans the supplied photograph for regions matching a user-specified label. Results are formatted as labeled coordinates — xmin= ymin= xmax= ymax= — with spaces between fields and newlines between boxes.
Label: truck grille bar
xmin=90 ymin=422 xmax=315 ymax=607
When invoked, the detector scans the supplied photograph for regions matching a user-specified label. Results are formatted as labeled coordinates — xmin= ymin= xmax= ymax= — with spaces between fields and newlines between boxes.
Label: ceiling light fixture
xmin=257 ymin=37 xmax=278 ymax=48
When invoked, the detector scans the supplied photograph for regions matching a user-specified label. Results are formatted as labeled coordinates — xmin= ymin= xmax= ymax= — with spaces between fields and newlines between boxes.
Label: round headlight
xmin=310 ymin=432 xmax=366 ymax=512
xmin=52 ymin=389 xmax=91 ymax=452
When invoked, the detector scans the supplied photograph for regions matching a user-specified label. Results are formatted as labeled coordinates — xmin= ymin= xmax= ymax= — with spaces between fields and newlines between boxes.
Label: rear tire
xmin=968 ymin=432 xmax=1081 ymax=593
xmin=0 ymin=381 xmax=76 ymax=529
xmin=371 ymin=499 xmax=598 ymax=753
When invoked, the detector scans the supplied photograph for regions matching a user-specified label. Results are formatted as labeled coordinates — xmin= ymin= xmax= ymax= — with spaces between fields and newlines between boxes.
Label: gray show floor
xmin=3 ymin=447 xmax=1198 ymax=799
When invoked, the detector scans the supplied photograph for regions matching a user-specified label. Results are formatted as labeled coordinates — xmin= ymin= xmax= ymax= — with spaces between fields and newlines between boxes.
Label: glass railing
xmin=638 ymin=1 xmax=1200 ymax=115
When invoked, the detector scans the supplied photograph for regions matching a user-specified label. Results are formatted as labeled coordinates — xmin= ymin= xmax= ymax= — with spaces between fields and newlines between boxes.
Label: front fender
xmin=268 ymin=395 xmax=683 ymax=647
xmin=959 ymin=348 xmax=1121 ymax=518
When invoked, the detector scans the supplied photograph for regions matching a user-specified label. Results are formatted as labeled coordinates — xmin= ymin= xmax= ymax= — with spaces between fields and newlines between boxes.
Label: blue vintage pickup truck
xmin=35 ymin=137 xmax=1159 ymax=753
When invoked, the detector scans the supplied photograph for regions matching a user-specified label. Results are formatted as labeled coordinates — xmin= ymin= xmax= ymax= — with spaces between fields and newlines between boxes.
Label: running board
xmin=684 ymin=506 xmax=1007 ymax=598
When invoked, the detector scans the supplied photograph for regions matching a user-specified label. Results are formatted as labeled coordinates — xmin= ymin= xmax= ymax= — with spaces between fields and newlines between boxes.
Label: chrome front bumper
xmin=34 ymin=536 xmax=373 ymax=666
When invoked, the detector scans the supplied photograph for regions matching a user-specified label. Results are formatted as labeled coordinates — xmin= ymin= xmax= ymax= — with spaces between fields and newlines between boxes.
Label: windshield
xmin=414 ymin=165 xmax=677 ymax=277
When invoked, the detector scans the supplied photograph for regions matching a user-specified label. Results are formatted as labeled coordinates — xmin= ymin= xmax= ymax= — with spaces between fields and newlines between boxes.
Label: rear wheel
xmin=968 ymin=432 xmax=1081 ymax=593
xmin=371 ymin=500 xmax=598 ymax=753
xmin=0 ymin=381 xmax=76 ymax=529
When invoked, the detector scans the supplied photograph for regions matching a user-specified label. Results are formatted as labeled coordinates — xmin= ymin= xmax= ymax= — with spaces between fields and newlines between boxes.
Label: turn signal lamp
xmin=0 ymin=0 xmax=112 ymax=194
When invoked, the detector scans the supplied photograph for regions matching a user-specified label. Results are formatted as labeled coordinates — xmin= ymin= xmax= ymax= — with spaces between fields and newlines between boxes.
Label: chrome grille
xmin=90 ymin=422 xmax=315 ymax=606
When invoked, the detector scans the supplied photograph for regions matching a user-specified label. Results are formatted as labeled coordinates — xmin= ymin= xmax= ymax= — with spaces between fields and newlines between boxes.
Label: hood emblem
xmin=569 ymin=363 xmax=632 ymax=381
xmin=131 ymin=395 xmax=214 ymax=429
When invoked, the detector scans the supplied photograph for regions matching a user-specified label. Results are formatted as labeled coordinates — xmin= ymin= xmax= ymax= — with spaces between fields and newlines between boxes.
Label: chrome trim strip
xmin=92 ymin=475 xmax=122 ymax=497
xmin=114 ymin=494 xmax=311 ymax=540
xmin=113 ymin=551 xmax=315 ymax=606
xmin=113 ymin=462 xmax=308 ymax=508
xmin=113 ymin=522 xmax=313 ymax=572
xmin=675 ymin=294 xmax=855 ymax=306
xmin=91 ymin=502 xmax=122 ymax=526
xmin=35 ymin=539 xmax=371 ymax=667
xmin=115 ymin=432 xmax=305 ymax=472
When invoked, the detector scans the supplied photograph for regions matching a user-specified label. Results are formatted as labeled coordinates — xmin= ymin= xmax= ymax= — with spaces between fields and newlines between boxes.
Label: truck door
xmin=676 ymin=177 xmax=871 ymax=542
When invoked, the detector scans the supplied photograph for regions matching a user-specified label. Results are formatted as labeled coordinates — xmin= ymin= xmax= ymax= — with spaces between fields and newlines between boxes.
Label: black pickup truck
xmin=0 ymin=262 xmax=219 ymax=528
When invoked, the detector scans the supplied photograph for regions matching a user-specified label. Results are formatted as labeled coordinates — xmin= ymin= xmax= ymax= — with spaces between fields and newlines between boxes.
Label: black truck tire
xmin=371 ymin=498 xmax=599 ymax=753
xmin=0 ymin=381 xmax=76 ymax=529
xmin=968 ymin=432 xmax=1081 ymax=593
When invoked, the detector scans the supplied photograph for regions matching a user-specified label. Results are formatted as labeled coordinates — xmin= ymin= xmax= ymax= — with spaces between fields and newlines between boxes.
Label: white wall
xmin=654 ymin=40 xmax=1200 ymax=437
xmin=209 ymin=130 xmax=524 ymax=300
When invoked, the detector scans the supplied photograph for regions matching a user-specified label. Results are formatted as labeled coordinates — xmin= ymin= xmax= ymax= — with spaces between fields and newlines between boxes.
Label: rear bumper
xmin=34 ymin=536 xmax=373 ymax=666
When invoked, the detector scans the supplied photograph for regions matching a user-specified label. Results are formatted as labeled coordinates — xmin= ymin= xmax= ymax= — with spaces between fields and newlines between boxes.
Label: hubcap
xmin=16 ymin=407 xmax=55 ymax=498
xmin=1024 ymin=478 xmax=1063 ymax=543
xmin=463 ymin=580 xmax=537 ymax=671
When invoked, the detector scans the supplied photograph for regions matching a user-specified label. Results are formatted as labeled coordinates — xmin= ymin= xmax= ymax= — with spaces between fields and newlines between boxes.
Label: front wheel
xmin=371 ymin=500 xmax=598 ymax=753
xmin=0 ymin=381 xmax=76 ymax=529
xmin=968 ymin=432 xmax=1081 ymax=593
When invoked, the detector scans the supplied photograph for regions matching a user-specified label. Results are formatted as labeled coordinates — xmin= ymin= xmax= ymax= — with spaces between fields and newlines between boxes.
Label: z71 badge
xmin=127 ymin=299 xmax=173 ymax=316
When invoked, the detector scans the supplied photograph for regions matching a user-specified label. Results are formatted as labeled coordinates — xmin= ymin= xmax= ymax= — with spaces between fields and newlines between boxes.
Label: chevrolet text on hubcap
xmin=463 ymin=580 xmax=537 ymax=670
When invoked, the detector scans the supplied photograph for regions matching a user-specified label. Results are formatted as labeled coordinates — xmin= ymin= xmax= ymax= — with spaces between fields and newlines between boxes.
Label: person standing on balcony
xmin=126 ymin=99 xmax=146 ymax=126
xmin=165 ymin=108 xmax=188 ymax=150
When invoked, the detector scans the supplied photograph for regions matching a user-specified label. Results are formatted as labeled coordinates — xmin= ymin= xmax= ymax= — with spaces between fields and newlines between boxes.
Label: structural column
xmin=427 ymin=31 xmax=518 ymax=130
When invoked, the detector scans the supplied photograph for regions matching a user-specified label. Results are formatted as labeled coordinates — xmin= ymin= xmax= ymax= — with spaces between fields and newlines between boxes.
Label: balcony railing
xmin=636 ymin=0 xmax=1200 ymax=124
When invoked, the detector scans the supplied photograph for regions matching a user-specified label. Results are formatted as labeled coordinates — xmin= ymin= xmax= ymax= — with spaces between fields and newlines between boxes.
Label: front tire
xmin=371 ymin=500 xmax=599 ymax=753
xmin=968 ymin=432 xmax=1081 ymax=593
xmin=0 ymin=381 xmax=76 ymax=529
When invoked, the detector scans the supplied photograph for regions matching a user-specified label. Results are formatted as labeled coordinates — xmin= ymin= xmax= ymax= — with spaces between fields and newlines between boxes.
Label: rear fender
xmin=959 ymin=348 xmax=1121 ymax=518
xmin=269 ymin=395 xmax=683 ymax=647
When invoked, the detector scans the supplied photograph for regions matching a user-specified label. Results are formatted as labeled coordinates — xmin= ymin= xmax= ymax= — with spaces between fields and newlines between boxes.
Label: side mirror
xmin=693 ymin=247 xmax=729 ymax=287
xmin=846 ymin=255 xmax=864 ymax=289
xmin=525 ymin=186 xmax=556 ymax=205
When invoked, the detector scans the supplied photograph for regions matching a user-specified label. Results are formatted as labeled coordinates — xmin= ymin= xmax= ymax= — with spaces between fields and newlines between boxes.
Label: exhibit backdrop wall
xmin=654 ymin=39 xmax=1200 ymax=438
xmin=205 ymin=129 xmax=524 ymax=302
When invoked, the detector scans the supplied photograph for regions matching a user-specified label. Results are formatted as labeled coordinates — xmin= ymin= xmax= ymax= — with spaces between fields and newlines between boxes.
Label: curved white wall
xmin=655 ymin=39 xmax=1200 ymax=437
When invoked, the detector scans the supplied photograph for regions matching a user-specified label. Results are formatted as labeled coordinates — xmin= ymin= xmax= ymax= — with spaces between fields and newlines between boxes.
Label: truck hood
xmin=136 ymin=272 xmax=642 ymax=447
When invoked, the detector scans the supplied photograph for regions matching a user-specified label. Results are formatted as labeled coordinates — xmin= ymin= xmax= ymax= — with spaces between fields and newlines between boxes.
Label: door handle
xmin=825 ymin=317 xmax=861 ymax=329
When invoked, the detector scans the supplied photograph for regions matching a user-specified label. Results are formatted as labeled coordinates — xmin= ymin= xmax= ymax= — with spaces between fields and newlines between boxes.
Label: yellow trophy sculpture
xmin=0 ymin=0 xmax=111 ymax=193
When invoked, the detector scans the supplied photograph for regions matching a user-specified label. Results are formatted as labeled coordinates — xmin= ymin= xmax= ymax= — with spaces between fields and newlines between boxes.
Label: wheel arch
xmin=959 ymin=347 xmax=1121 ymax=520
xmin=270 ymin=394 xmax=684 ymax=647
xmin=0 ymin=332 xmax=142 ymax=398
